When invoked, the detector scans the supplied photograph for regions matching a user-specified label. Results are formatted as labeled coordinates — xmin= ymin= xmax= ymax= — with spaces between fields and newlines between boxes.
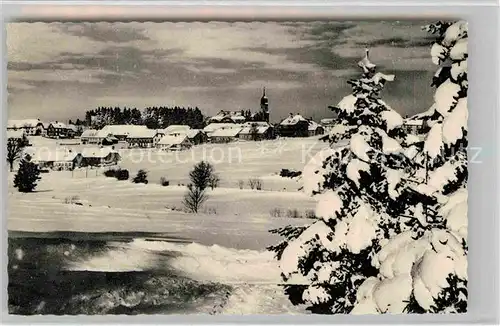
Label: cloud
xmin=7 ymin=22 xmax=108 ymax=63
xmin=237 ymin=80 xmax=304 ymax=90
xmin=59 ymin=22 xmax=151 ymax=43
xmin=7 ymin=20 xmax=437 ymax=122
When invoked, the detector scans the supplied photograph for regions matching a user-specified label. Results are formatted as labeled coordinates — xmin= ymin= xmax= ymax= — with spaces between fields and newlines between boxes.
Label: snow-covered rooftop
xmin=97 ymin=125 xmax=155 ymax=138
xmin=320 ymin=118 xmax=336 ymax=125
xmin=164 ymin=125 xmax=192 ymax=135
xmin=209 ymin=110 xmax=247 ymax=123
xmin=7 ymin=119 xmax=42 ymax=129
xmin=231 ymin=115 xmax=246 ymax=122
xmin=403 ymin=119 xmax=424 ymax=126
xmin=81 ymin=147 xmax=118 ymax=159
xmin=210 ymin=127 xmax=242 ymax=137
xmin=128 ymin=128 xmax=157 ymax=138
xmin=242 ymin=121 xmax=271 ymax=128
xmin=186 ymin=129 xmax=203 ymax=138
xmin=280 ymin=114 xmax=307 ymax=126
xmin=158 ymin=135 xmax=190 ymax=146
xmin=203 ymin=123 xmax=243 ymax=133
xmin=81 ymin=129 xmax=99 ymax=138
xmin=209 ymin=111 xmax=228 ymax=122
xmin=28 ymin=148 xmax=80 ymax=162
xmin=50 ymin=121 xmax=67 ymax=129
xmin=308 ymin=120 xmax=323 ymax=131
xmin=239 ymin=125 xmax=270 ymax=135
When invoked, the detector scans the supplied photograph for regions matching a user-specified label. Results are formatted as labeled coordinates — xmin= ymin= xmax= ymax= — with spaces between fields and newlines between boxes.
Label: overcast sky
xmin=7 ymin=20 xmax=436 ymax=123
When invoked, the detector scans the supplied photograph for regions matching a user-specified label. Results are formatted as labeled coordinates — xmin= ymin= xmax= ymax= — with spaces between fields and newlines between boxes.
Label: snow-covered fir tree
xmin=269 ymin=49 xmax=418 ymax=314
xmin=349 ymin=20 xmax=468 ymax=315
xmin=270 ymin=20 xmax=468 ymax=315
xmin=14 ymin=154 xmax=41 ymax=193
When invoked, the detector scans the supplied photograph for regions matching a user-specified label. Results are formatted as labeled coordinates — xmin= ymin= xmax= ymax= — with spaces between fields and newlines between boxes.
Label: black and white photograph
xmin=6 ymin=20 xmax=468 ymax=315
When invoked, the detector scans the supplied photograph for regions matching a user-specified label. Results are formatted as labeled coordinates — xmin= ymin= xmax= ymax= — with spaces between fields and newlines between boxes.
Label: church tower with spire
xmin=260 ymin=87 xmax=269 ymax=122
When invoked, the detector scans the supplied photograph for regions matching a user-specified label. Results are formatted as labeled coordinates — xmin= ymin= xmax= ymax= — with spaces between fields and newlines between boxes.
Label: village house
xmin=97 ymin=125 xmax=146 ymax=141
xmin=185 ymin=129 xmax=208 ymax=145
xmin=80 ymin=129 xmax=102 ymax=145
xmin=40 ymin=122 xmax=50 ymax=136
xmin=81 ymin=147 xmax=121 ymax=167
xmin=210 ymin=127 xmax=242 ymax=143
xmin=278 ymin=114 xmax=310 ymax=137
xmin=162 ymin=125 xmax=208 ymax=145
xmin=91 ymin=125 xmax=158 ymax=148
xmin=29 ymin=148 xmax=83 ymax=171
xmin=153 ymin=130 xmax=165 ymax=146
xmin=402 ymin=118 xmax=427 ymax=135
xmin=164 ymin=125 xmax=192 ymax=135
xmin=53 ymin=152 xmax=83 ymax=171
xmin=238 ymin=122 xmax=275 ymax=141
xmin=203 ymin=123 xmax=243 ymax=138
xmin=67 ymin=124 xmax=80 ymax=138
xmin=101 ymin=135 xmax=119 ymax=146
xmin=207 ymin=110 xmax=246 ymax=124
xmin=308 ymin=120 xmax=325 ymax=136
xmin=7 ymin=119 xmax=46 ymax=136
xmin=125 ymin=128 xmax=157 ymax=148
xmin=157 ymin=135 xmax=193 ymax=151
xmin=46 ymin=121 xmax=70 ymax=139
xmin=320 ymin=118 xmax=337 ymax=132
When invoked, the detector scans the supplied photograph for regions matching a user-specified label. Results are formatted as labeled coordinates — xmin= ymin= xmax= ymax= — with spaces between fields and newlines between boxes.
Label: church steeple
xmin=260 ymin=87 xmax=269 ymax=122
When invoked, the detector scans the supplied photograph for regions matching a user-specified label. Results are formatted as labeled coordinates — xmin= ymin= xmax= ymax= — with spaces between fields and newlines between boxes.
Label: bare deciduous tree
xmin=7 ymin=141 xmax=23 ymax=172
xmin=248 ymin=178 xmax=263 ymax=190
xmin=182 ymin=184 xmax=208 ymax=213
xmin=208 ymin=174 xmax=220 ymax=190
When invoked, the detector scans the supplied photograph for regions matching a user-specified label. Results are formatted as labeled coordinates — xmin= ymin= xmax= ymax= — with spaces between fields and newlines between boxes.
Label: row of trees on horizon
xmin=67 ymin=106 xmax=270 ymax=130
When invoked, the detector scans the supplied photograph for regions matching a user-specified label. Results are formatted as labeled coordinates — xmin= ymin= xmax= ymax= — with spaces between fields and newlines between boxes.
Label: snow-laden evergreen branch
xmin=270 ymin=20 xmax=468 ymax=314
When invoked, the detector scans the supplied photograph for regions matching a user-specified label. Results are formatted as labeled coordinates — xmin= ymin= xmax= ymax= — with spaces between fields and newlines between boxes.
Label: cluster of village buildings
xmin=6 ymin=90 xmax=425 ymax=171
xmin=6 ymin=119 xmax=81 ymax=138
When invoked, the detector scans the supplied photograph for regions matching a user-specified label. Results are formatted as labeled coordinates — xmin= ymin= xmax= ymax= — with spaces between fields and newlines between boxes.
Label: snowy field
xmin=9 ymin=135 xmax=330 ymax=247
xmin=8 ymin=136 xmax=333 ymax=314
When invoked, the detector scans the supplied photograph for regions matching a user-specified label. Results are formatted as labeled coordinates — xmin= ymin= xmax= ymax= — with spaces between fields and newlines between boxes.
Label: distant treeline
xmin=143 ymin=106 xmax=205 ymax=129
xmin=79 ymin=106 xmax=205 ymax=129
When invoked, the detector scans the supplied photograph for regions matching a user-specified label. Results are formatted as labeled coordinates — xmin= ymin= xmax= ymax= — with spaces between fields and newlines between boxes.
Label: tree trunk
xmin=9 ymin=160 xmax=13 ymax=172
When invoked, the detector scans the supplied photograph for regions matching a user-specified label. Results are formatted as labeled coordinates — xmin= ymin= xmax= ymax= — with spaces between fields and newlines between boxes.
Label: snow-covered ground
xmin=8 ymin=136 xmax=331 ymax=314
xmin=9 ymin=136 xmax=329 ymax=249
